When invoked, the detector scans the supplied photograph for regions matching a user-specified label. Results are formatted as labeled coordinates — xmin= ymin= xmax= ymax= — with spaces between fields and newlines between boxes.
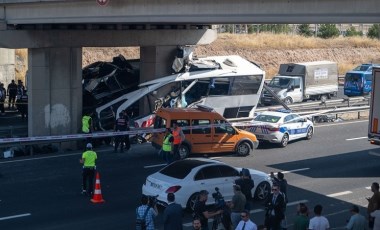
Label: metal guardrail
xmin=0 ymin=99 xmax=371 ymax=157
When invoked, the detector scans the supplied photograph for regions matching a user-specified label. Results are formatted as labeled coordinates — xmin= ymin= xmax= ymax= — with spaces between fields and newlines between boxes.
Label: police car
xmin=247 ymin=110 xmax=314 ymax=147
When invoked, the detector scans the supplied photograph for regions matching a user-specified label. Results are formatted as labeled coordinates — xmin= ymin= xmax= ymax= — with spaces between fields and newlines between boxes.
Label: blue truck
xmin=344 ymin=63 xmax=379 ymax=96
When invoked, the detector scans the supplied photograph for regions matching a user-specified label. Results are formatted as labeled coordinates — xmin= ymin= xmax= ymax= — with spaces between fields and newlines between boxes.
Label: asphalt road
xmin=0 ymin=118 xmax=379 ymax=230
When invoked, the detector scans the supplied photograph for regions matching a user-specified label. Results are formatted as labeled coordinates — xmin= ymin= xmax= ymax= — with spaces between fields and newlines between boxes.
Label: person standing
xmin=172 ymin=121 xmax=185 ymax=160
xmin=192 ymin=218 xmax=202 ymax=230
xmin=235 ymin=168 xmax=255 ymax=210
xmin=17 ymin=90 xmax=28 ymax=120
xmin=236 ymin=210 xmax=258 ymax=230
xmin=79 ymin=143 xmax=97 ymax=196
xmin=308 ymin=205 xmax=329 ymax=230
xmin=264 ymin=184 xmax=286 ymax=230
xmin=163 ymin=193 xmax=183 ymax=230
xmin=194 ymin=190 xmax=223 ymax=230
xmin=0 ymin=83 xmax=5 ymax=115
xmin=229 ymin=185 xmax=246 ymax=229
xmin=294 ymin=203 xmax=309 ymax=230
xmin=346 ymin=205 xmax=367 ymax=230
xmin=114 ymin=112 xmax=128 ymax=153
xmin=370 ymin=209 xmax=380 ymax=230
xmin=367 ymin=182 xmax=380 ymax=229
xmin=162 ymin=128 xmax=174 ymax=164
xmin=16 ymin=80 xmax=25 ymax=99
xmin=82 ymin=111 xmax=93 ymax=148
xmin=7 ymin=80 xmax=17 ymax=109
xmin=136 ymin=195 xmax=158 ymax=230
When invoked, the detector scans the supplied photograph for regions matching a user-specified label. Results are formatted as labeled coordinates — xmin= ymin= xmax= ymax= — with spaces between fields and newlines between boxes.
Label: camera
xmin=212 ymin=187 xmax=225 ymax=209
xmin=148 ymin=195 xmax=159 ymax=207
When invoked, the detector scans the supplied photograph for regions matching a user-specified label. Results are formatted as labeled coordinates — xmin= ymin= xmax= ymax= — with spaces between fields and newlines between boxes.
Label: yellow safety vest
xmin=82 ymin=150 xmax=97 ymax=167
xmin=82 ymin=115 xmax=91 ymax=133
xmin=162 ymin=134 xmax=173 ymax=152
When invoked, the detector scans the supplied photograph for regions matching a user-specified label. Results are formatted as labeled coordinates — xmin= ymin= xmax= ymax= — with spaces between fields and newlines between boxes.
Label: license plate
xmin=150 ymin=182 xmax=162 ymax=190
xmin=255 ymin=134 xmax=264 ymax=138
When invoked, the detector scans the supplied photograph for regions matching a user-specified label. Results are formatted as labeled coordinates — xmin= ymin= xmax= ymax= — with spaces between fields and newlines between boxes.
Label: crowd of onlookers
xmin=0 ymin=79 xmax=27 ymax=119
xmin=136 ymin=170 xmax=380 ymax=230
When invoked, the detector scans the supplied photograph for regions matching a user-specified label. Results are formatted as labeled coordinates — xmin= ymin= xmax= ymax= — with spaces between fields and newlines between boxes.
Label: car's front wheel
xmin=254 ymin=181 xmax=271 ymax=201
xmin=305 ymin=127 xmax=313 ymax=140
xmin=186 ymin=193 xmax=199 ymax=212
xmin=279 ymin=133 xmax=289 ymax=147
xmin=236 ymin=142 xmax=251 ymax=156
xmin=178 ymin=144 xmax=190 ymax=159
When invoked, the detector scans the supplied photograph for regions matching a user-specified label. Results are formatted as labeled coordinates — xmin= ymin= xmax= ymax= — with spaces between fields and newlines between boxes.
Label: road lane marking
xmin=0 ymin=213 xmax=31 ymax=221
xmin=0 ymin=148 xmax=111 ymax=164
xmin=268 ymin=168 xmax=310 ymax=177
xmin=346 ymin=136 xmax=367 ymax=141
xmin=287 ymin=199 xmax=308 ymax=206
xmin=282 ymin=168 xmax=310 ymax=174
xmin=369 ymin=150 xmax=380 ymax=157
xmin=316 ymin=120 xmax=368 ymax=128
xmin=327 ymin=191 xmax=352 ymax=197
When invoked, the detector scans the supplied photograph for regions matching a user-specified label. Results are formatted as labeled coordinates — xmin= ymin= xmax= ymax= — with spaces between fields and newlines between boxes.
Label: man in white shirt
xmin=309 ymin=204 xmax=330 ymax=230
xmin=370 ymin=209 xmax=380 ymax=230
xmin=235 ymin=210 xmax=257 ymax=230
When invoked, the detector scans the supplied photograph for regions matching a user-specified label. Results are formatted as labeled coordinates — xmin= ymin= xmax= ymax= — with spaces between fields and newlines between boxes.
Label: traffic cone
xmin=91 ymin=172 xmax=105 ymax=203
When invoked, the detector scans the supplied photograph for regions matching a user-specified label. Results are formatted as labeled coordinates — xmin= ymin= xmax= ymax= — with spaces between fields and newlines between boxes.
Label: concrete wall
xmin=28 ymin=48 xmax=82 ymax=141
xmin=0 ymin=48 xmax=15 ymax=87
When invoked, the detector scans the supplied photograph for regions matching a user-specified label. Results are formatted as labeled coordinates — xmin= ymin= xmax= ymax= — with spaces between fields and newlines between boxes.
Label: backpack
xmin=136 ymin=206 xmax=150 ymax=230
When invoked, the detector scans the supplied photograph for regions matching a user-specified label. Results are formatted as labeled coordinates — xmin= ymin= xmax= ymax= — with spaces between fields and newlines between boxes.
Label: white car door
xmin=216 ymin=165 xmax=241 ymax=202
xmin=193 ymin=165 xmax=227 ymax=206
xmin=283 ymin=115 xmax=299 ymax=141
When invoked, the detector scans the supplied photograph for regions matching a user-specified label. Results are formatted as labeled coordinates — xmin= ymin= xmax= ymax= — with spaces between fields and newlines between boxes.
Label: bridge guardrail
xmin=0 ymin=103 xmax=371 ymax=157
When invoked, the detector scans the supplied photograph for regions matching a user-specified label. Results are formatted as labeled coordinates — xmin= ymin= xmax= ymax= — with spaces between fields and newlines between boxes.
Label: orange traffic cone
xmin=91 ymin=172 xmax=105 ymax=203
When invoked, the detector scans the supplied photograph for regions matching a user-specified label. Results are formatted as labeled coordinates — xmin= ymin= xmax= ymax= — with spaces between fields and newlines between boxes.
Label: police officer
xmin=80 ymin=143 xmax=97 ymax=196
xmin=114 ymin=112 xmax=129 ymax=153
xmin=162 ymin=128 xmax=174 ymax=164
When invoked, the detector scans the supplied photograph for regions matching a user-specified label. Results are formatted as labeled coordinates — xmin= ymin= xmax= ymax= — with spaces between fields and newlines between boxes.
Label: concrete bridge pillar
xmin=139 ymin=45 xmax=177 ymax=115
xmin=28 ymin=48 xmax=82 ymax=145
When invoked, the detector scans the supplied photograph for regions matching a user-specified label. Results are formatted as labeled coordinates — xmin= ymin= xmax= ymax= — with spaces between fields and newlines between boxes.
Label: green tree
xmin=318 ymin=24 xmax=340 ymax=39
xmin=367 ymin=24 xmax=380 ymax=39
xmin=297 ymin=24 xmax=313 ymax=37
xmin=345 ymin=26 xmax=363 ymax=37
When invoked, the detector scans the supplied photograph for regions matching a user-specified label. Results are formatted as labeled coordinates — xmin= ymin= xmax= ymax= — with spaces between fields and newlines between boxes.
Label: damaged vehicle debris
xmin=94 ymin=47 xmax=266 ymax=134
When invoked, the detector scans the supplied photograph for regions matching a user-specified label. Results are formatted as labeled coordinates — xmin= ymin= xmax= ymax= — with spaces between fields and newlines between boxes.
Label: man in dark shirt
xmin=7 ymin=80 xmax=17 ymax=109
xmin=235 ymin=168 xmax=254 ymax=210
xmin=194 ymin=190 xmax=222 ymax=230
xmin=114 ymin=112 xmax=129 ymax=153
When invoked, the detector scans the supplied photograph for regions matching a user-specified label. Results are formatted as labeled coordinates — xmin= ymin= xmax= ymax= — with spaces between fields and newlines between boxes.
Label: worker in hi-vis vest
xmin=171 ymin=122 xmax=185 ymax=161
xmin=162 ymin=128 xmax=174 ymax=164
xmin=81 ymin=112 xmax=93 ymax=149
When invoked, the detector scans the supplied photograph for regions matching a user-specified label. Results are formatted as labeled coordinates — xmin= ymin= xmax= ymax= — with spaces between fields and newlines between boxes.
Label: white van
xmin=95 ymin=55 xmax=265 ymax=130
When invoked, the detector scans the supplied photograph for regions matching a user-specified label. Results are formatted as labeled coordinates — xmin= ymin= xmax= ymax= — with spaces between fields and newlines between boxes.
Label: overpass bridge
xmin=0 ymin=0 xmax=379 ymax=148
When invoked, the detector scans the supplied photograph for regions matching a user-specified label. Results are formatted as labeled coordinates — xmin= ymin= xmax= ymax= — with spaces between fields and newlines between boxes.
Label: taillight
xmin=166 ymin=186 xmax=182 ymax=193
xmin=267 ymin=126 xmax=279 ymax=131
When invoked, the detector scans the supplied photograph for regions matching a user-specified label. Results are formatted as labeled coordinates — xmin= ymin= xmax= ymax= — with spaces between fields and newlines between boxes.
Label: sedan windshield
xmin=254 ymin=114 xmax=281 ymax=123
xmin=160 ymin=160 xmax=212 ymax=179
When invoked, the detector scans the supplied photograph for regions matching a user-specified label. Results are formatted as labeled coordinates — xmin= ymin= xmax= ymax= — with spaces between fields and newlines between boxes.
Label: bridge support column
xmin=139 ymin=45 xmax=177 ymax=115
xmin=28 ymin=48 xmax=82 ymax=148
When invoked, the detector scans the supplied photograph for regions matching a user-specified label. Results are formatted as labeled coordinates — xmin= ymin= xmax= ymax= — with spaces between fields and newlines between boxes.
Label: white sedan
xmin=142 ymin=158 xmax=272 ymax=210
xmin=246 ymin=110 xmax=314 ymax=147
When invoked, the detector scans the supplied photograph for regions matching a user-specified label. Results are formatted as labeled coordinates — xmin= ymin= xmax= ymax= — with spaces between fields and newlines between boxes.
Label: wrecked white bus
xmin=95 ymin=55 xmax=265 ymax=130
